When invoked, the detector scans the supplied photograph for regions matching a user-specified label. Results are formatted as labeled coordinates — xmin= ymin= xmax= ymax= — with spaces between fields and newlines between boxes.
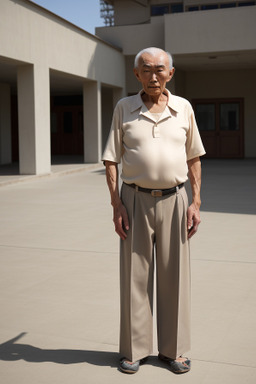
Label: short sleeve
xmin=102 ymin=102 xmax=123 ymax=164
xmin=186 ymin=104 xmax=206 ymax=161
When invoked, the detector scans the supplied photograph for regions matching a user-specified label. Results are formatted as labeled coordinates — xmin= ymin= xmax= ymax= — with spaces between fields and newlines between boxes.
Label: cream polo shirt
xmin=102 ymin=89 xmax=206 ymax=189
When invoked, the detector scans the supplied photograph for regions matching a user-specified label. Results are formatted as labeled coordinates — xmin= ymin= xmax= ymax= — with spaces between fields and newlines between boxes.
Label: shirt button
xmin=153 ymin=124 xmax=160 ymax=138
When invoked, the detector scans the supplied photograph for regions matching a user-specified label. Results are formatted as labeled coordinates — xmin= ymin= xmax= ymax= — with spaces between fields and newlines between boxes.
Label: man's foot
xmin=119 ymin=357 xmax=148 ymax=374
xmin=158 ymin=353 xmax=191 ymax=374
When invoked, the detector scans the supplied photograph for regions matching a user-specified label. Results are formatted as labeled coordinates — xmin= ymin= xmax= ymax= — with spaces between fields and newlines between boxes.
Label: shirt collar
xmin=130 ymin=89 xmax=180 ymax=114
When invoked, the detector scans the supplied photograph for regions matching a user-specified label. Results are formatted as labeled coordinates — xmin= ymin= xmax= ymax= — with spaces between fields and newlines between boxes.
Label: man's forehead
xmin=139 ymin=53 xmax=168 ymax=67
xmin=142 ymin=62 xmax=166 ymax=68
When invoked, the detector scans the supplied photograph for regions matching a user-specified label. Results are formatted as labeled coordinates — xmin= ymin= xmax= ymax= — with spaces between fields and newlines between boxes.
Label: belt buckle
xmin=151 ymin=189 xmax=162 ymax=197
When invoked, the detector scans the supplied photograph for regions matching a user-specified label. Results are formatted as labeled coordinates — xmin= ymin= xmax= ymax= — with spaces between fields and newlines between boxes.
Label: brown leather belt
xmin=124 ymin=183 xmax=184 ymax=197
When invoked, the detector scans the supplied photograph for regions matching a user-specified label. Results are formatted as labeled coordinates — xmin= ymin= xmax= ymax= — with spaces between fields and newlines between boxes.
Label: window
xmin=220 ymin=103 xmax=239 ymax=131
xmin=201 ymin=4 xmax=218 ymax=10
xmin=151 ymin=3 xmax=183 ymax=16
xmin=238 ymin=1 xmax=255 ymax=6
xmin=220 ymin=2 xmax=236 ymax=8
xmin=153 ymin=1 xmax=255 ymax=16
xmin=151 ymin=5 xmax=169 ymax=16
xmin=186 ymin=1 xmax=255 ymax=12
xmin=188 ymin=6 xmax=199 ymax=11
xmin=195 ymin=104 xmax=215 ymax=131
xmin=170 ymin=3 xmax=183 ymax=13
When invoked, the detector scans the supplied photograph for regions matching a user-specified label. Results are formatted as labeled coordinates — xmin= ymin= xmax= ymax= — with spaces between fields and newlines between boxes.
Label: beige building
xmin=97 ymin=0 xmax=256 ymax=159
xmin=0 ymin=0 xmax=256 ymax=176
xmin=0 ymin=0 xmax=125 ymax=174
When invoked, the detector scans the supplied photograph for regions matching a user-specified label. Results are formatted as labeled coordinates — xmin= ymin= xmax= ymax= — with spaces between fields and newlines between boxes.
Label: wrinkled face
xmin=134 ymin=52 xmax=175 ymax=96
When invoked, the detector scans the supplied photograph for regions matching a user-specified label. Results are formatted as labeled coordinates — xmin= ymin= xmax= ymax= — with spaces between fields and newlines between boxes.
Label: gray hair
xmin=134 ymin=47 xmax=173 ymax=69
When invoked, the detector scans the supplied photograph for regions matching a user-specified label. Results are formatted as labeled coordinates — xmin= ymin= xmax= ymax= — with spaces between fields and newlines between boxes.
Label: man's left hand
xmin=187 ymin=203 xmax=201 ymax=238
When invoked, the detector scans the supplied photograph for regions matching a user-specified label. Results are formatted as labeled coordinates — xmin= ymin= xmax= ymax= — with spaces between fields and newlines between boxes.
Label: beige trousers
xmin=119 ymin=183 xmax=191 ymax=362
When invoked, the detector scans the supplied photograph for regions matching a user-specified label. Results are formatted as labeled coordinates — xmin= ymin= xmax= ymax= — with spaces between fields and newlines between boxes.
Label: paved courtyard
xmin=0 ymin=159 xmax=255 ymax=384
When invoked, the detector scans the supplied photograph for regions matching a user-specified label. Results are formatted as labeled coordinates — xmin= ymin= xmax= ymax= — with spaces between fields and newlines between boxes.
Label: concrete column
xmin=0 ymin=84 xmax=12 ymax=165
xmin=83 ymin=81 xmax=102 ymax=163
xmin=113 ymin=87 xmax=125 ymax=107
xmin=101 ymin=87 xmax=114 ymax=152
xmin=17 ymin=64 xmax=51 ymax=175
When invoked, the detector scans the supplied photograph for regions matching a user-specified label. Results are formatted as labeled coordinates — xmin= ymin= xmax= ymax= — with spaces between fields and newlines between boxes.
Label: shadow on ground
xmin=0 ymin=333 xmax=118 ymax=366
xmin=0 ymin=333 xmax=172 ymax=372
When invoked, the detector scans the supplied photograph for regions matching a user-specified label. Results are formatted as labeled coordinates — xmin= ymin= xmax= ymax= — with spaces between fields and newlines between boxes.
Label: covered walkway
xmin=0 ymin=159 xmax=255 ymax=384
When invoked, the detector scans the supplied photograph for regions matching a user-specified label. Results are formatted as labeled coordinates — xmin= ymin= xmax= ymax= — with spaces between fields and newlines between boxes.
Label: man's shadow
xmin=0 ymin=333 xmax=166 ymax=371
xmin=0 ymin=333 xmax=118 ymax=367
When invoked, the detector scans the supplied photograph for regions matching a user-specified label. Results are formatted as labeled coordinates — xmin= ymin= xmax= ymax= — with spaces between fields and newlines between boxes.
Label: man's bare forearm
xmin=187 ymin=157 xmax=202 ymax=209
xmin=105 ymin=160 xmax=129 ymax=239
xmin=105 ymin=161 xmax=122 ymax=208
xmin=187 ymin=157 xmax=202 ymax=238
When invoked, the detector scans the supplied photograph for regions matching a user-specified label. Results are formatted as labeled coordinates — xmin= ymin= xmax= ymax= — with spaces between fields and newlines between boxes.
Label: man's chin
xmin=146 ymin=87 xmax=161 ymax=95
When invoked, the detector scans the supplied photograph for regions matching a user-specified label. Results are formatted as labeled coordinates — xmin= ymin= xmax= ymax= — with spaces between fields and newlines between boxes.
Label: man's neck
xmin=141 ymin=91 xmax=168 ymax=113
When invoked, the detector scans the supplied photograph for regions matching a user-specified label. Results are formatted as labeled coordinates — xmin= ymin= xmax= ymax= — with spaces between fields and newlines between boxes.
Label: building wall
xmin=164 ymin=6 xmax=256 ymax=54
xmin=96 ymin=18 xmax=164 ymax=55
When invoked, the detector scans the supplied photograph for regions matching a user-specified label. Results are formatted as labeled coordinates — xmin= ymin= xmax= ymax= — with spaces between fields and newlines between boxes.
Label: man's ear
xmin=133 ymin=67 xmax=141 ymax=82
xmin=167 ymin=67 xmax=175 ymax=82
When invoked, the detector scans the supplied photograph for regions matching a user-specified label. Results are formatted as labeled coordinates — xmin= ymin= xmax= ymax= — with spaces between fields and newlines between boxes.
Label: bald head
xmin=134 ymin=47 xmax=173 ymax=70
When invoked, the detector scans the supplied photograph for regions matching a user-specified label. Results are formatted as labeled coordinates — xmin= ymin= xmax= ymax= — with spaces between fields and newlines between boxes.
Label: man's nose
xmin=150 ymin=72 xmax=157 ymax=81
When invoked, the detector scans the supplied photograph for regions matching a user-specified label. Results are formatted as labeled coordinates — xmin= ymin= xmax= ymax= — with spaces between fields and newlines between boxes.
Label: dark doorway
xmin=51 ymin=95 xmax=83 ymax=156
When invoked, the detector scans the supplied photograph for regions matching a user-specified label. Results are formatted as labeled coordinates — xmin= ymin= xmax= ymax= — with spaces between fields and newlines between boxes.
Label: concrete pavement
xmin=0 ymin=159 xmax=256 ymax=384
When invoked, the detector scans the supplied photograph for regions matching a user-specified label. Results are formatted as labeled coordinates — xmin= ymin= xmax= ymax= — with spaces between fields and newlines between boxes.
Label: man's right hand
xmin=113 ymin=202 xmax=129 ymax=240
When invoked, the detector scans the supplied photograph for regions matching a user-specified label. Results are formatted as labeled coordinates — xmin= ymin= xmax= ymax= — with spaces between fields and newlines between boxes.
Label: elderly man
xmin=102 ymin=47 xmax=205 ymax=374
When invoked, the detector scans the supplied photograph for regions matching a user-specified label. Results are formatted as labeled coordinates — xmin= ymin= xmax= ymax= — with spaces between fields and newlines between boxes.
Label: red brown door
xmin=193 ymin=98 xmax=244 ymax=158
